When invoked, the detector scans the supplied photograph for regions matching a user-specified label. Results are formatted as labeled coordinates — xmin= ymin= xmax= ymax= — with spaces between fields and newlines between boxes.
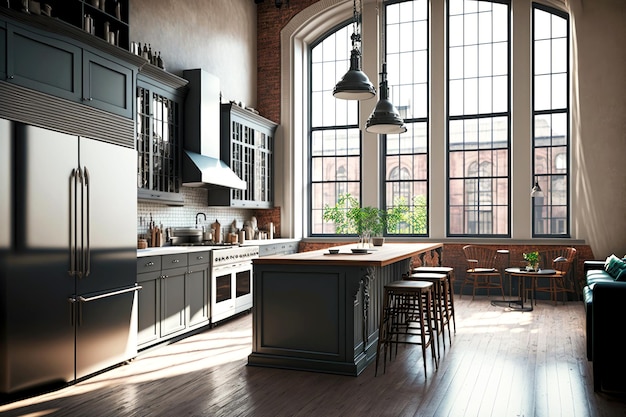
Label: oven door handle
xmin=212 ymin=262 xmax=252 ymax=271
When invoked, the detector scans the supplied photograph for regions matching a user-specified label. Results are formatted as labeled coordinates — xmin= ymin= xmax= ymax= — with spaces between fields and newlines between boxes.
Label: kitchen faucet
xmin=196 ymin=212 xmax=206 ymax=228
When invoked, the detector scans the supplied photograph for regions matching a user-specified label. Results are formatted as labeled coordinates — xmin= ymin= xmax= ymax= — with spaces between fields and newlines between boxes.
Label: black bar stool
xmin=411 ymin=266 xmax=456 ymax=336
xmin=405 ymin=272 xmax=450 ymax=353
xmin=375 ymin=280 xmax=438 ymax=378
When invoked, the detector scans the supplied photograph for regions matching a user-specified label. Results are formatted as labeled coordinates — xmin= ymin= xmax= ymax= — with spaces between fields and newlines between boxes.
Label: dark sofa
xmin=583 ymin=255 xmax=626 ymax=393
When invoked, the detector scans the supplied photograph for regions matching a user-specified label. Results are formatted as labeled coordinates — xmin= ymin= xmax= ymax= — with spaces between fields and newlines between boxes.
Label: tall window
xmin=384 ymin=0 xmax=429 ymax=235
xmin=447 ymin=0 xmax=510 ymax=237
xmin=300 ymin=0 xmax=569 ymax=240
xmin=532 ymin=4 xmax=570 ymax=237
xmin=310 ymin=24 xmax=361 ymax=235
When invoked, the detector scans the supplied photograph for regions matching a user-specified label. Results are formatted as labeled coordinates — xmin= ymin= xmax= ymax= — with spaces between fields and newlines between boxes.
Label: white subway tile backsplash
xmin=137 ymin=187 xmax=253 ymax=239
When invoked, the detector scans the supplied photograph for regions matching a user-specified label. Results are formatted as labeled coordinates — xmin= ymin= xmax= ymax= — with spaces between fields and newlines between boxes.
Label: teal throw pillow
xmin=616 ymin=268 xmax=626 ymax=282
xmin=604 ymin=254 xmax=626 ymax=278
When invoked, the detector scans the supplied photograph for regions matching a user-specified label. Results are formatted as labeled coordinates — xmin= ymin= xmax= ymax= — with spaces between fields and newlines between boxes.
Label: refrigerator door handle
xmin=76 ymin=167 xmax=84 ymax=279
xmin=83 ymin=166 xmax=91 ymax=277
xmin=77 ymin=285 xmax=142 ymax=303
xmin=76 ymin=286 xmax=141 ymax=326
xmin=69 ymin=168 xmax=79 ymax=277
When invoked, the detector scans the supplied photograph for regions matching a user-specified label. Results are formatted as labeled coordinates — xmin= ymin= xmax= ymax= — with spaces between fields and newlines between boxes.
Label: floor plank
xmin=1 ymin=297 xmax=626 ymax=417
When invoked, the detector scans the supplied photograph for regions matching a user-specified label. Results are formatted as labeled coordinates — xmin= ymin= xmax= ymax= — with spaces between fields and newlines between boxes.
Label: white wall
xmin=569 ymin=0 xmax=626 ymax=257
xmin=130 ymin=0 xmax=258 ymax=108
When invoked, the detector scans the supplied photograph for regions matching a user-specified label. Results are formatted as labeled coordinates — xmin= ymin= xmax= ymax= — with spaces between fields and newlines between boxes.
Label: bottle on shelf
xmin=83 ymin=14 xmax=94 ymax=35
xmin=115 ymin=1 xmax=121 ymax=19
xmin=157 ymin=52 xmax=165 ymax=70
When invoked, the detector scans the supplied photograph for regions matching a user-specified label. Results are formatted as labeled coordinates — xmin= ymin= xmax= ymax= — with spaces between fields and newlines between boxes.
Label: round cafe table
xmin=491 ymin=268 xmax=564 ymax=311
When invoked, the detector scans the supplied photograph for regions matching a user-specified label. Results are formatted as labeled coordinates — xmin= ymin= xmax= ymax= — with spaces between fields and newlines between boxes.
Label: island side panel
xmin=249 ymin=258 xmax=412 ymax=376
xmin=354 ymin=259 xmax=411 ymax=372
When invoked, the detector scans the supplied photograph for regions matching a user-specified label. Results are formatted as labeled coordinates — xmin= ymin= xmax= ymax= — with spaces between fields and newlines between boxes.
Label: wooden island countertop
xmin=253 ymin=242 xmax=443 ymax=268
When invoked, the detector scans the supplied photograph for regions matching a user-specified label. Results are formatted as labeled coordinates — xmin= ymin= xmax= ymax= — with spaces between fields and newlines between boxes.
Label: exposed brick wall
xmin=252 ymin=207 xmax=282 ymax=237
xmin=256 ymin=0 xmax=317 ymax=123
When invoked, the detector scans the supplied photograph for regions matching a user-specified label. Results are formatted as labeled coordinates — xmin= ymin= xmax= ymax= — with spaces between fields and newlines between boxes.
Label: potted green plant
xmin=372 ymin=202 xmax=409 ymax=246
xmin=322 ymin=194 xmax=380 ymax=247
xmin=523 ymin=251 xmax=540 ymax=271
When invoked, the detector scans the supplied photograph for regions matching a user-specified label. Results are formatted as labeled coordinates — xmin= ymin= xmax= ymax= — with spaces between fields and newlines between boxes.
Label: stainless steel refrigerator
xmin=0 ymin=118 xmax=139 ymax=394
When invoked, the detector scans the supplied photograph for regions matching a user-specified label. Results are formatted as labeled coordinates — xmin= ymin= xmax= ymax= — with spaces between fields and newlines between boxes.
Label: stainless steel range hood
xmin=182 ymin=69 xmax=246 ymax=190
xmin=182 ymin=150 xmax=246 ymax=189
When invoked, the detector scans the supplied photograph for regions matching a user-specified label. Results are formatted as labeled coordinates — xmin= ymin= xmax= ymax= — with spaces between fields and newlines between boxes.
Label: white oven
xmin=210 ymin=246 xmax=259 ymax=324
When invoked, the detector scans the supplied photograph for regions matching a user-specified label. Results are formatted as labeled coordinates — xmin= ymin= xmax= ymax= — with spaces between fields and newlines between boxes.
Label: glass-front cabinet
xmin=136 ymin=72 xmax=187 ymax=205
xmin=208 ymin=103 xmax=278 ymax=208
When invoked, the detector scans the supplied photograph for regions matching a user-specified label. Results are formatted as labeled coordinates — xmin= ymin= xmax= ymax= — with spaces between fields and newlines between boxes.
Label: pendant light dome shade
xmin=365 ymin=64 xmax=407 ymax=134
xmin=333 ymin=48 xmax=376 ymax=100
xmin=333 ymin=0 xmax=375 ymax=101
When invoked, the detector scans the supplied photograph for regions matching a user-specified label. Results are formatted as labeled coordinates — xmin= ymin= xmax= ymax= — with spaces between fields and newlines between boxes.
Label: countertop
xmin=240 ymin=238 xmax=300 ymax=246
xmin=137 ymin=246 xmax=219 ymax=257
xmin=253 ymin=242 xmax=442 ymax=267
xmin=136 ymin=238 xmax=299 ymax=258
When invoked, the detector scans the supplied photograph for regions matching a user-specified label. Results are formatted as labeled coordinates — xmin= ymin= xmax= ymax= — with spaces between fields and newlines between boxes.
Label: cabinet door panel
xmin=161 ymin=269 xmax=186 ymax=336
xmin=0 ymin=22 xmax=6 ymax=81
xmin=7 ymin=25 xmax=81 ymax=101
xmin=137 ymin=271 xmax=161 ymax=347
xmin=186 ymin=268 xmax=209 ymax=327
xmin=83 ymin=51 xmax=133 ymax=118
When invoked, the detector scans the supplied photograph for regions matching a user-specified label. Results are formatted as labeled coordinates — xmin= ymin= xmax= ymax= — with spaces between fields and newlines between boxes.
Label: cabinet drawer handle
xmin=8 ymin=75 xmax=14 ymax=80
xmin=197 ymin=256 xmax=204 ymax=260
xmin=172 ymin=259 xmax=180 ymax=263
xmin=145 ymin=261 xmax=154 ymax=267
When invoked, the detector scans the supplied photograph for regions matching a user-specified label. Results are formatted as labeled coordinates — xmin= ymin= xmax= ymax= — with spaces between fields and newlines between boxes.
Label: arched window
xmin=297 ymin=0 xmax=569 ymax=239
xmin=310 ymin=23 xmax=361 ymax=235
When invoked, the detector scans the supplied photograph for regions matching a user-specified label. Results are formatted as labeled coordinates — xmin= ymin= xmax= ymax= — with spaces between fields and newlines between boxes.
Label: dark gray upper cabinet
xmin=6 ymin=23 xmax=81 ymax=102
xmin=83 ymin=50 xmax=133 ymax=118
xmin=136 ymin=71 xmax=188 ymax=206
xmin=0 ymin=21 xmax=6 ymax=81
xmin=1 ymin=11 xmax=140 ymax=119
xmin=208 ymin=103 xmax=278 ymax=208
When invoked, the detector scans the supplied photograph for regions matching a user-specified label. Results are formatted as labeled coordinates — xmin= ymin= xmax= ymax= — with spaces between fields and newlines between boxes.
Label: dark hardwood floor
xmin=2 ymin=296 xmax=626 ymax=417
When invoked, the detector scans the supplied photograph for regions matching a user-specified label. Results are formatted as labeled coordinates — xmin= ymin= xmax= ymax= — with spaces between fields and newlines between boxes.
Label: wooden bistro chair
xmin=534 ymin=247 xmax=577 ymax=305
xmin=460 ymin=245 xmax=506 ymax=300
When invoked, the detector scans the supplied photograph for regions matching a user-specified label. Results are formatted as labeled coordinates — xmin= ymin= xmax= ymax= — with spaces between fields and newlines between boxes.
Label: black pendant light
xmin=333 ymin=0 xmax=376 ymax=100
xmin=365 ymin=63 xmax=407 ymax=134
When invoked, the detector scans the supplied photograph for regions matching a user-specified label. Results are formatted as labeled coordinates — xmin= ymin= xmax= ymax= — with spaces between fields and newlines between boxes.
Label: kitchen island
xmin=247 ymin=242 xmax=443 ymax=376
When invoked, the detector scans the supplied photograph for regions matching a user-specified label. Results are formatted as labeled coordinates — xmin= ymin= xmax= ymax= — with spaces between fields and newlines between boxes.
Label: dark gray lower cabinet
xmin=137 ymin=252 xmax=210 ymax=350
xmin=137 ymin=256 xmax=162 ymax=347
xmin=187 ymin=252 xmax=211 ymax=327
xmin=161 ymin=254 xmax=187 ymax=337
